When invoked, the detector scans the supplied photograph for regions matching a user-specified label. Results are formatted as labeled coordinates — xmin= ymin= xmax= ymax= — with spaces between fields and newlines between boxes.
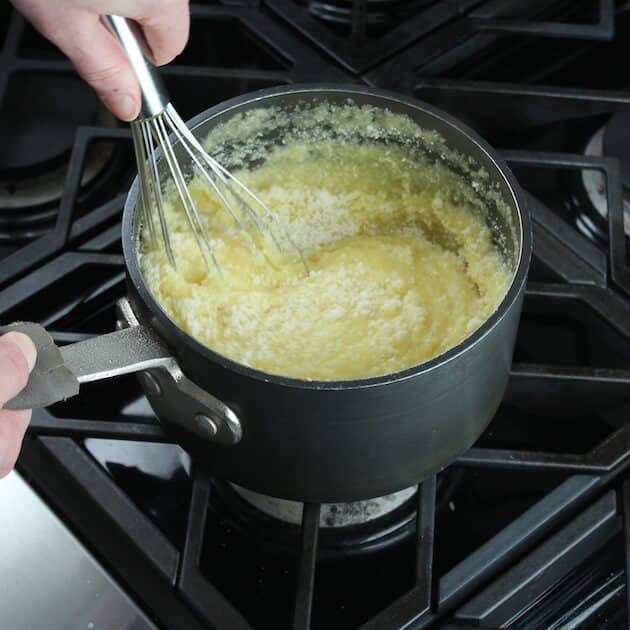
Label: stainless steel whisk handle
xmin=104 ymin=15 xmax=169 ymax=118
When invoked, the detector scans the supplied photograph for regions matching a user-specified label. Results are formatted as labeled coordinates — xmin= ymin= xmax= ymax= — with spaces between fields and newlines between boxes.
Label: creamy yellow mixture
xmin=140 ymin=106 xmax=513 ymax=380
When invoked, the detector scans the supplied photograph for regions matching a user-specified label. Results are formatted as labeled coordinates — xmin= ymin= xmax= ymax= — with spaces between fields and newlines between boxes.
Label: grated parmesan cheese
xmin=139 ymin=104 xmax=513 ymax=380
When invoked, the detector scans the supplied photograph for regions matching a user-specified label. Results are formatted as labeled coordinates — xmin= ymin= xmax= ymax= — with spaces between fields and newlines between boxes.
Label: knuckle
xmin=81 ymin=63 xmax=128 ymax=88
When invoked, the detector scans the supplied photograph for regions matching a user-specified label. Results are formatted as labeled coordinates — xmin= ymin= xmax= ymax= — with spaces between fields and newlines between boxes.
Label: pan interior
xmin=134 ymin=93 xmax=521 ymax=381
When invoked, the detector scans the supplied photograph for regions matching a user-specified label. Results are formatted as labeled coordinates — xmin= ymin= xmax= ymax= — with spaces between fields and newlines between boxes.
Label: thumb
xmin=0 ymin=332 xmax=37 ymax=407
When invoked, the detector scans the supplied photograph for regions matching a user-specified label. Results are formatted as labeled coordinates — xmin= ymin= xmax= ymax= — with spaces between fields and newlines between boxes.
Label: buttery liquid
xmin=140 ymin=107 xmax=513 ymax=380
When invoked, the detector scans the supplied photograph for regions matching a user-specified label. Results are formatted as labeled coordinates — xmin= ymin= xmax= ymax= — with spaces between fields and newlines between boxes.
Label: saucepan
xmin=2 ymin=85 xmax=531 ymax=503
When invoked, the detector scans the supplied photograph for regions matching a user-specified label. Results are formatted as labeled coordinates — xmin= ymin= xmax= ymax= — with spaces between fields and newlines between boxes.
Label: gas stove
xmin=1 ymin=1 xmax=630 ymax=628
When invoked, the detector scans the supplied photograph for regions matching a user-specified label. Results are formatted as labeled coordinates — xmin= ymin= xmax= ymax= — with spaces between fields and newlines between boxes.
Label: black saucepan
xmin=5 ymin=85 xmax=531 ymax=503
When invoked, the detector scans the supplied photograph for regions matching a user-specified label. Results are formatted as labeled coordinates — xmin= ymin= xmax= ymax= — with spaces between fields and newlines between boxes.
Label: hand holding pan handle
xmin=0 ymin=299 xmax=242 ymax=446
xmin=0 ymin=322 xmax=172 ymax=411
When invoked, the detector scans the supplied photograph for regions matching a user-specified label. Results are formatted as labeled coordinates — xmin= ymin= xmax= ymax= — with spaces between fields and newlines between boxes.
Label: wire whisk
xmin=106 ymin=15 xmax=306 ymax=276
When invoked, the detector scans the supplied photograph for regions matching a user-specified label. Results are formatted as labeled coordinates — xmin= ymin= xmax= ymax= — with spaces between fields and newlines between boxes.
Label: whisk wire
xmin=130 ymin=123 xmax=157 ymax=247
xmin=214 ymin=162 xmax=292 ymax=249
xmin=166 ymin=109 xmax=267 ymax=233
xmin=108 ymin=14 xmax=307 ymax=277
xmin=163 ymin=106 xmax=266 ymax=238
xmin=152 ymin=115 xmax=221 ymax=275
xmin=165 ymin=104 xmax=309 ymax=272
xmin=162 ymin=108 xmax=251 ymax=235
xmin=139 ymin=120 xmax=177 ymax=268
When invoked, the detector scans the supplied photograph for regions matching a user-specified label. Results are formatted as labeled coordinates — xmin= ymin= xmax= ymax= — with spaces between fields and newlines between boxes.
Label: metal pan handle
xmin=1 ymin=298 xmax=242 ymax=445
xmin=1 ymin=323 xmax=172 ymax=410
xmin=0 ymin=298 xmax=243 ymax=445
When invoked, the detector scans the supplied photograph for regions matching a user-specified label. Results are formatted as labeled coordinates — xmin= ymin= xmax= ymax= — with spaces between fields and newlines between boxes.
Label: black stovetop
xmin=1 ymin=1 xmax=630 ymax=628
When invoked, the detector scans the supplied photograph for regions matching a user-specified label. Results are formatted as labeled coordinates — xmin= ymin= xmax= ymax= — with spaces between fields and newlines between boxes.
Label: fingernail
xmin=103 ymin=93 xmax=139 ymax=122
xmin=1 ymin=332 xmax=37 ymax=373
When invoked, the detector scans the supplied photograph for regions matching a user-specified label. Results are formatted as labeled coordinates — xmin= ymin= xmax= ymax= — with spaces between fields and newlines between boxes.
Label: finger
xmin=74 ymin=0 xmax=190 ymax=65
xmin=0 ymin=408 xmax=31 ymax=478
xmin=0 ymin=332 xmax=37 ymax=406
xmin=52 ymin=13 xmax=141 ymax=121
xmin=136 ymin=0 xmax=190 ymax=66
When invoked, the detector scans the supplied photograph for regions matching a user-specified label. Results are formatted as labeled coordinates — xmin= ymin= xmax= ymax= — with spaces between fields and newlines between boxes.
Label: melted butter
xmin=140 ymin=127 xmax=513 ymax=380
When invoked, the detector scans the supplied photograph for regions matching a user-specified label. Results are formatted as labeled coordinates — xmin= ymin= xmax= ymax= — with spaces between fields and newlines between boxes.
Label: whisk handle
xmin=104 ymin=15 xmax=169 ymax=118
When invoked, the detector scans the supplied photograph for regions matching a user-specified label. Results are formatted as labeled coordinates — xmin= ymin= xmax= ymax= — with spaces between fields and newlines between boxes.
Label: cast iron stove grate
xmin=2 ymin=1 xmax=630 ymax=628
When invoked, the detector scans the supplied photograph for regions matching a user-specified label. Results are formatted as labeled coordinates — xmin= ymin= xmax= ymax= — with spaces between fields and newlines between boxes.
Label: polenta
xmin=139 ymin=105 xmax=513 ymax=380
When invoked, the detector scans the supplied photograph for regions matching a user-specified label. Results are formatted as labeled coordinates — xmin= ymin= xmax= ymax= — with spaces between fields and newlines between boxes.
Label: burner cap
xmin=603 ymin=112 xmax=630 ymax=190
xmin=231 ymin=483 xmax=417 ymax=527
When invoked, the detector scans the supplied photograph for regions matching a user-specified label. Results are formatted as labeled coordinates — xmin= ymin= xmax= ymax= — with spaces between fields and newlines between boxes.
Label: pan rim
xmin=122 ymin=83 xmax=531 ymax=391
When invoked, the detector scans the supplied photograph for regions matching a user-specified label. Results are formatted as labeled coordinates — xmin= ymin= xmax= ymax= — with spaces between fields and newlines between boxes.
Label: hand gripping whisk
xmin=106 ymin=15 xmax=306 ymax=275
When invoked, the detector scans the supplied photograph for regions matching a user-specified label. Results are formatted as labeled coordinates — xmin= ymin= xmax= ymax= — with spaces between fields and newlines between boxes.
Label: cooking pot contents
xmin=139 ymin=102 xmax=515 ymax=380
xmin=107 ymin=15 xmax=296 ymax=275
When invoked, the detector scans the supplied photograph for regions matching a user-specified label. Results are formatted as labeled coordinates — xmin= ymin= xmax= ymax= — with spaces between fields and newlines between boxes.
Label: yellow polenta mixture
xmin=139 ymin=104 xmax=513 ymax=380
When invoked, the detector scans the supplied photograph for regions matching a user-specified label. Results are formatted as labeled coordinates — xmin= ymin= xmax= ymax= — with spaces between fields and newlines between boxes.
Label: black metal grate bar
xmin=411 ymin=81 xmax=630 ymax=125
xmin=453 ymin=491 xmax=620 ymax=625
xmin=33 ymin=436 xmax=180 ymax=582
xmin=360 ymin=477 xmax=436 ymax=629
xmin=524 ymin=192 xmax=607 ymax=286
xmin=366 ymin=0 xmax=619 ymax=87
xmin=189 ymin=4 xmax=348 ymax=83
xmin=29 ymin=410 xmax=169 ymax=442
xmin=458 ymin=449 xmax=591 ymax=473
xmin=292 ymin=503 xmax=321 ymax=630
xmin=461 ymin=422 xmax=630 ymax=474
xmin=265 ymin=0 xmax=457 ymax=74
xmin=415 ymin=477 xmax=436 ymax=607
xmin=624 ymin=478 xmax=630 ymax=616
xmin=474 ymin=0 xmax=614 ymax=40
xmin=0 ymin=128 xmax=130 ymax=287
xmin=179 ymin=470 xmax=252 ymax=629
xmin=18 ymin=436 xmax=207 ymax=630
xmin=79 ymin=223 xmax=124 ymax=252
xmin=504 ymin=151 xmax=629 ymax=297
xmin=418 ymin=474 xmax=601 ymax=627
xmin=67 ymin=196 xmax=127 ymax=245
xmin=526 ymin=282 xmax=630 ymax=338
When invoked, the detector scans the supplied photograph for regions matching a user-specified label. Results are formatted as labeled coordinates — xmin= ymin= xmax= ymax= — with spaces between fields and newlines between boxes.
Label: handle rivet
xmin=194 ymin=414 xmax=218 ymax=438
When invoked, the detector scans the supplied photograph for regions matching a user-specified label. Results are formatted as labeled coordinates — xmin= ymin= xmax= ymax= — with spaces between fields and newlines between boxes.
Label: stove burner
xmin=200 ymin=472 xmax=461 ymax=567
xmin=179 ymin=449 xmax=420 ymax=530
xmin=579 ymin=121 xmax=630 ymax=240
xmin=231 ymin=483 xmax=417 ymax=527
xmin=206 ymin=479 xmax=416 ymax=560
xmin=0 ymin=74 xmax=107 ymax=174
xmin=0 ymin=73 xmax=117 ymax=242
